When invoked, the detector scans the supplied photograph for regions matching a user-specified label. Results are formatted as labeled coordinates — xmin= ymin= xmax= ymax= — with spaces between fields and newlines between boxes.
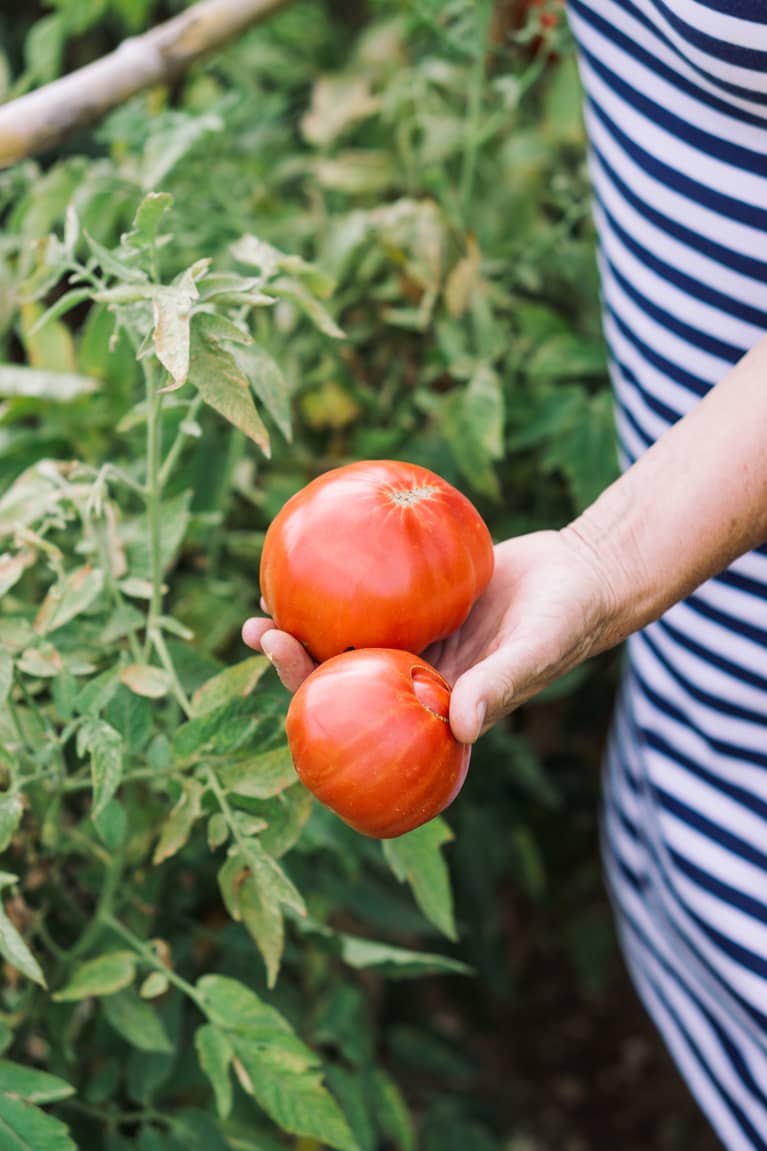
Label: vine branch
xmin=0 ymin=0 xmax=290 ymax=168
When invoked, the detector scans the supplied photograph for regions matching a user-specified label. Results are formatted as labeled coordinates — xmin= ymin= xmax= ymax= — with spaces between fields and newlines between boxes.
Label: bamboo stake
xmin=0 ymin=0 xmax=290 ymax=168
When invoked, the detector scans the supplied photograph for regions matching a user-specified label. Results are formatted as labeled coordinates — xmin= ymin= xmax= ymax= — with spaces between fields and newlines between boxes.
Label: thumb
xmin=449 ymin=649 xmax=521 ymax=744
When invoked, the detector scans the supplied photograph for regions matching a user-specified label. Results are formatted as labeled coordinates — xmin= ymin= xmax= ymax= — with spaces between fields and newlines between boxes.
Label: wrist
xmin=559 ymin=495 xmax=651 ymax=653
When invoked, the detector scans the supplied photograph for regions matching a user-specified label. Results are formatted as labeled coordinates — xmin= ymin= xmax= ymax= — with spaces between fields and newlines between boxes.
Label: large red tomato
xmin=259 ymin=460 xmax=494 ymax=662
xmin=286 ymin=648 xmax=470 ymax=838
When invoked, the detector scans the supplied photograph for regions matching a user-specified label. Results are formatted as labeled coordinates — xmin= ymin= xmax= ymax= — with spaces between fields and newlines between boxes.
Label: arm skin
xmin=243 ymin=334 xmax=767 ymax=744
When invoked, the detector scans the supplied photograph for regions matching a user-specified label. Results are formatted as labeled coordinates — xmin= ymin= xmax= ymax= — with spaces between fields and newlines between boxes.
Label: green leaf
xmin=199 ymin=975 xmax=315 ymax=1062
xmin=0 ymin=1093 xmax=76 ymax=1151
xmin=103 ymin=686 xmax=153 ymax=755
xmin=0 ymin=890 xmax=45 ymax=987
xmin=84 ymin=230 xmax=148 ymax=283
xmin=235 ymin=345 xmax=292 ymax=442
xmin=527 ymin=332 xmax=607 ymax=379
xmin=231 ymin=1036 xmax=359 ymax=1151
xmin=192 ymin=312 xmax=253 ymax=346
xmin=0 ymin=364 xmax=98 ymax=401
xmin=546 ymin=389 xmax=619 ymax=510
xmin=126 ymin=489 xmax=191 ymax=581
xmin=272 ymin=278 xmax=345 ymax=340
xmin=240 ymin=837 xmax=306 ymax=918
xmin=239 ymin=874 xmax=284 ymax=990
xmin=100 ymin=603 xmax=145 ymax=646
xmin=153 ymin=779 xmax=203 ymax=865
xmin=217 ymin=833 xmax=305 ymax=985
xmin=195 ymin=1024 xmax=233 ymax=1120
xmin=102 ymin=989 xmax=173 ymax=1054
xmin=92 ymin=799 xmax=128 ymax=851
xmin=383 ymin=818 xmax=457 ymax=940
xmin=218 ymin=745 xmax=296 ymax=799
xmin=0 ymin=1061 xmax=74 ymax=1104
xmin=199 ymin=980 xmax=356 ymax=1149
xmin=172 ymin=693 xmax=283 ymax=765
xmin=339 ymin=936 xmax=470 ymax=979
xmin=440 ymin=366 xmax=504 ymax=501
xmin=0 ymin=652 xmax=12 ymax=709
xmin=125 ymin=193 xmax=174 ymax=250
xmin=370 ymin=1068 xmax=416 ymax=1151
xmin=22 ymin=12 xmax=65 ymax=88
xmin=28 ymin=288 xmax=92 ymax=335
xmin=244 ymin=787 xmax=313 ymax=860
xmin=53 ymin=951 xmax=136 ymax=1001
xmin=0 ymin=794 xmax=23 ymax=853
xmin=191 ymin=657 xmax=269 ymax=717
xmin=189 ymin=327 xmax=270 ymax=455
xmin=140 ymin=111 xmax=223 ymax=189
xmin=73 ymin=663 xmax=122 ymax=717
xmin=77 ymin=718 xmax=123 ymax=818
xmin=324 ymin=1066 xmax=376 ymax=1151
xmin=170 ymin=1109 xmax=230 ymax=1151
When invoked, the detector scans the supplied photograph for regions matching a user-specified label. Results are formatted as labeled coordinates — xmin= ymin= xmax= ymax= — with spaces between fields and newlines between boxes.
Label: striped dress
xmin=565 ymin=3 xmax=767 ymax=1148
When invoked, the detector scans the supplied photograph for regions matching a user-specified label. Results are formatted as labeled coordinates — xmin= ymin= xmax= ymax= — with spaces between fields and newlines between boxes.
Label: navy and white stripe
xmin=567 ymin=3 xmax=767 ymax=1147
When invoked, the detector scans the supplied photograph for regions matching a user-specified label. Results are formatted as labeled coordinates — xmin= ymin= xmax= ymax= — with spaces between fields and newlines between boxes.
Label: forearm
xmin=564 ymin=334 xmax=767 ymax=650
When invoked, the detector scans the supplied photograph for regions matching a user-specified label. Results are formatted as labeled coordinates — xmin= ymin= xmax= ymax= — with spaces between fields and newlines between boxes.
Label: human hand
xmin=421 ymin=529 xmax=618 ymax=743
xmin=241 ymin=528 xmax=618 ymax=745
xmin=241 ymin=601 xmax=317 ymax=693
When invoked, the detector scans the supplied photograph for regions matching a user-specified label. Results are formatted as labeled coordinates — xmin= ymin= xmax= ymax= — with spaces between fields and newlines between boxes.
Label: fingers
xmin=242 ymin=616 xmax=275 ymax=651
xmin=240 ymin=618 xmax=316 ymax=693
xmin=449 ymin=649 xmax=519 ymax=744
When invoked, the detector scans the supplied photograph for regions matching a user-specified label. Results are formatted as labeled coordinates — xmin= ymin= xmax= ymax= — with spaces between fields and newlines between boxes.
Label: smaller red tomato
xmin=286 ymin=649 xmax=470 ymax=839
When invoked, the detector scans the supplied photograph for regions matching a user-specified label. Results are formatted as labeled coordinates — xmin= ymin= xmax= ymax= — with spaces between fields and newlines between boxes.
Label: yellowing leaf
xmin=53 ymin=951 xmax=136 ymax=1001
xmin=301 ymin=74 xmax=380 ymax=146
xmin=119 ymin=664 xmax=172 ymax=699
xmin=34 ymin=565 xmax=104 ymax=635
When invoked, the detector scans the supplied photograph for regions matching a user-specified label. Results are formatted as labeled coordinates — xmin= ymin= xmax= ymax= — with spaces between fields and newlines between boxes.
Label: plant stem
xmin=61 ymin=1097 xmax=172 ymax=1128
xmin=460 ymin=0 xmax=493 ymax=223
xmin=204 ymin=765 xmax=261 ymax=878
xmin=158 ymin=393 xmax=204 ymax=488
xmin=105 ymin=915 xmax=204 ymax=1009
xmin=207 ymin=427 xmax=245 ymax=580
xmin=149 ymin=626 xmax=193 ymax=717
xmin=143 ymin=363 xmax=164 ymax=660
xmin=65 ymin=850 xmax=124 ymax=962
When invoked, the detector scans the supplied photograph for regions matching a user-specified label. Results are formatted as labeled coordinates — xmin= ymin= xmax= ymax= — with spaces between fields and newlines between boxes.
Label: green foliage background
xmin=0 ymin=2 xmax=638 ymax=1148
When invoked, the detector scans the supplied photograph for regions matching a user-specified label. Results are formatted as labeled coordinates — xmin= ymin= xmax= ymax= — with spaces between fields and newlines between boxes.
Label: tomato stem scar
xmin=410 ymin=664 xmax=451 ymax=722
xmin=385 ymin=485 xmax=439 ymax=507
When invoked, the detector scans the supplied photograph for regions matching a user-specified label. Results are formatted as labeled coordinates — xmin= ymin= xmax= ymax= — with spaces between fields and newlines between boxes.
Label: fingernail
xmin=475 ymin=701 xmax=487 ymax=734
xmin=261 ymin=643 xmax=274 ymax=665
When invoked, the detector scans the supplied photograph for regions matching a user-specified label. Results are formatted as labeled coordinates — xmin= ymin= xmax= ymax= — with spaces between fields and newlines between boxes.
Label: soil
xmin=492 ymin=925 xmax=725 ymax=1151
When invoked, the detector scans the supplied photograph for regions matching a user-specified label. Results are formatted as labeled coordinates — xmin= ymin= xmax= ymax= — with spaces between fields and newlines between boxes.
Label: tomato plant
xmin=286 ymin=648 xmax=470 ymax=838
xmin=260 ymin=460 xmax=495 ymax=661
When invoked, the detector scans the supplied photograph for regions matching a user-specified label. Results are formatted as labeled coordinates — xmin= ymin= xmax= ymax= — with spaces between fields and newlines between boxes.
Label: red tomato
xmin=286 ymin=648 xmax=470 ymax=838
xmin=259 ymin=460 xmax=494 ymax=662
